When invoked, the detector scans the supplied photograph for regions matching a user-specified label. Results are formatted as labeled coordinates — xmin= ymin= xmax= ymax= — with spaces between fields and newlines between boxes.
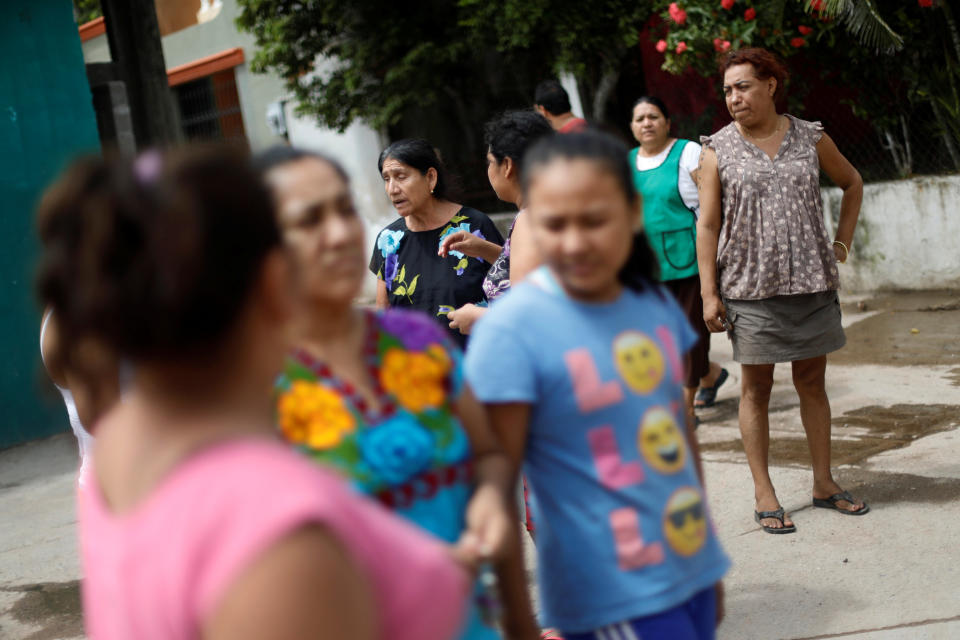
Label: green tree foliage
xmin=458 ymin=0 xmax=656 ymax=121
xmin=236 ymin=0 xmax=656 ymax=130
xmin=74 ymin=0 xmax=101 ymax=24
xmin=236 ymin=0 xmax=477 ymax=132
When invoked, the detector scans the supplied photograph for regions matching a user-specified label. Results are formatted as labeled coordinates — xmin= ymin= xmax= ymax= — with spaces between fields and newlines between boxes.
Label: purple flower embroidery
xmin=379 ymin=310 xmax=445 ymax=351
xmin=384 ymin=253 xmax=398 ymax=291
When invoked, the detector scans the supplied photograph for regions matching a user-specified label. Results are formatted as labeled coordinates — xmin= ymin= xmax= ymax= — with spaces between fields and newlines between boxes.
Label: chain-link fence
xmin=798 ymin=94 xmax=960 ymax=184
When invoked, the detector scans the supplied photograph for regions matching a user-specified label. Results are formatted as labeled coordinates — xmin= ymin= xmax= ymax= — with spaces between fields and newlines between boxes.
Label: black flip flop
xmin=695 ymin=368 xmax=729 ymax=408
xmin=813 ymin=490 xmax=870 ymax=515
xmin=754 ymin=507 xmax=797 ymax=534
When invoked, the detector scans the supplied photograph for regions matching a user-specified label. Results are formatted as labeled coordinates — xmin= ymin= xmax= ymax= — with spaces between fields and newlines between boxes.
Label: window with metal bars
xmin=173 ymin=69 xmax=246 ymax=145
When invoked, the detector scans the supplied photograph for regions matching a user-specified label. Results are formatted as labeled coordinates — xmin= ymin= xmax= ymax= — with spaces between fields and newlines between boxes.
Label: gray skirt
xmin=723 ymin=290 xmax=846 ymax=364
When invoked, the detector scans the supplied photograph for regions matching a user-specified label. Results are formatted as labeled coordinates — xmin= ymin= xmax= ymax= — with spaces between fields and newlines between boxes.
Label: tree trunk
xmin=100 ymin=0 xmax=182 ymax=149
xmin=591 ymin=68 xmax=619 ymax=125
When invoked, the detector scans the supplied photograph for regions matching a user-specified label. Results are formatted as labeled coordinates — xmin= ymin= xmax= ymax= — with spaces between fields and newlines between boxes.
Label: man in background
xmin=534 ymin=80 xmax=588 ymax=133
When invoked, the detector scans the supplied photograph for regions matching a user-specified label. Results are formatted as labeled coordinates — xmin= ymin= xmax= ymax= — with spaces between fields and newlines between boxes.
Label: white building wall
xmin=824 ymin=175 xmax=960 ymax=291
xmin=284 ymin=104 xmax=396 ymax=300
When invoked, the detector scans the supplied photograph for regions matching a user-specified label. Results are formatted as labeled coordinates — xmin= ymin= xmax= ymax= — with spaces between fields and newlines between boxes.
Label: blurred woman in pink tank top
xmin=35 ymin=147 xmax=468 ymax=640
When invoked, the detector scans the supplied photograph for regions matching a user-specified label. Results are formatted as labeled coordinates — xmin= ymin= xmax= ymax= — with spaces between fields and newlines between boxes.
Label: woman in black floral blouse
xmin=371 ymin=139 xmax=503 ymax=348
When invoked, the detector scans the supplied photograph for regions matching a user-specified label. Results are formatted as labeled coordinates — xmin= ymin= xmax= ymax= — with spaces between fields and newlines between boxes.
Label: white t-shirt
xmin=634 ymin=139 xmax=702 ymax=215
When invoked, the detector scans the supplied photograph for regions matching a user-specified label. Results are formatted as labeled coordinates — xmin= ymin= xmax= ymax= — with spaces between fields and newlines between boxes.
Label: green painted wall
xmin=0 ymin=3 xmax=101 ymax=447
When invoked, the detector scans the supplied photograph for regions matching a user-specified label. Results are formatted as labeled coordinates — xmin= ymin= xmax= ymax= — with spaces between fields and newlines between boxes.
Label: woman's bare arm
xmin=375 ymin=280 xmax=389 ymax=309
xmin=507 ymin=212 xmax=541 ymax=285
xmin=204 ymin=526 xmax=377 ymax=640
xmin=695 ymin=147 xmax=727 ymax=333
xmin=817 ymin=133 xmax=863 ymax=259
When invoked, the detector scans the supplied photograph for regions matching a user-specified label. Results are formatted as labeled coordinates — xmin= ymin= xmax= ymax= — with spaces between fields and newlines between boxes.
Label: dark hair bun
xmin=36 ymin=146 xmax=281 ymax=363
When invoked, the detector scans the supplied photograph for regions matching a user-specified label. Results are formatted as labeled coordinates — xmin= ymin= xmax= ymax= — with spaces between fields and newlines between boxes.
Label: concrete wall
xmin=824 ymin=174 xmax=960 ymax=291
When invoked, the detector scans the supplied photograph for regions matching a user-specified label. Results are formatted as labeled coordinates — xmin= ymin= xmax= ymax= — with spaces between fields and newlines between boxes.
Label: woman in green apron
xmin=629 ymin=96 xmax=728 ymax=425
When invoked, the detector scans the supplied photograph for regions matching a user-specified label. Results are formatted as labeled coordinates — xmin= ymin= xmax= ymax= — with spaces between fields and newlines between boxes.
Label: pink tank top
xmin=79 ymin=439 xmax=468 ymax=640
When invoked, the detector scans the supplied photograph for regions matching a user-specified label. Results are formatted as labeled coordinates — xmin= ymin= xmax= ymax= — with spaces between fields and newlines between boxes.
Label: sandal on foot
xmin=695 ymin=368 xmax=729 ymax=408
xmin=754 ymin=507 xmax=797 ymax=534
xmin=812 ymin=490 xmax=870 ymax=515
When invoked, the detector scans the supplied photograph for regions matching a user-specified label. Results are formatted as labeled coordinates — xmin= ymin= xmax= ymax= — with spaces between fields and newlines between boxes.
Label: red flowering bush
xmin=669 ymin=2 xmax=688 ymax=25
xmin=653 ymin=0 xmax=841 ymax=76
xmin=917 ymin=0 xmax=932 ymax=7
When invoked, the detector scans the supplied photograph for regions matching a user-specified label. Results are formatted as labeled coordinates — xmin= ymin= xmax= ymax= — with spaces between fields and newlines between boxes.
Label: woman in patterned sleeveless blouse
xmin=257 ymin=147 xmax=540 ymax=639
xmin=440 ymin=111 xmax=554 ymax=335
xmin=697 ymin=48 xmax=868 ymax=534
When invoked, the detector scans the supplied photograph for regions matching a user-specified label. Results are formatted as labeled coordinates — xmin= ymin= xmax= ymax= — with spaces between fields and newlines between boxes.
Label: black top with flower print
xmin=369 ymin=206 xmax=503 ymax=348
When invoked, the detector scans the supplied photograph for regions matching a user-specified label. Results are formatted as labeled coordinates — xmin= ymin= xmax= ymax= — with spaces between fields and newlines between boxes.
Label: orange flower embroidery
xmin=278 ymin=380 xmax=356 ymax=449
xmin=379 ymin=344 xmax=450 ymax=413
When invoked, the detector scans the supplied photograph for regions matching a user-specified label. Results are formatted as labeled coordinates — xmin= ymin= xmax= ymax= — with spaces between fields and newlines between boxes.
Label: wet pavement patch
xmin=832 ymin=468 xmax=960 ymax=507
xmin=832 ymin=290 xmax=960 ymax=367
xmin=1 ymin=580 xmax=83 ymax=640
xmin=700 ymin=404 xmax=959 ymax=467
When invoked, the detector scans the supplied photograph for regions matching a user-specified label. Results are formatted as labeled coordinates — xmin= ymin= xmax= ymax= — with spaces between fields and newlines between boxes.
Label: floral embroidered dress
xmin=370 ymin=206 xmax=503 ymax=348
xmin=275 ymin=309 xmax=499 ymax=640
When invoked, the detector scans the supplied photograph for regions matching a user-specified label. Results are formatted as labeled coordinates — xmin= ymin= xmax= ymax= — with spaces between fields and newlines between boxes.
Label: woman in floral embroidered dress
xmin=371 ymin=139 xmax=503 ymax=348
xmin=257 ymin=147 xmax=539 ymax=640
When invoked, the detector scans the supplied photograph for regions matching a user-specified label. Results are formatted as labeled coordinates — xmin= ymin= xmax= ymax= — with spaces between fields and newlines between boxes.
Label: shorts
xmin=723 ymin=290 xmax=846 ymax=365
xmin=563 ymin=586 xmax=717 ymax=640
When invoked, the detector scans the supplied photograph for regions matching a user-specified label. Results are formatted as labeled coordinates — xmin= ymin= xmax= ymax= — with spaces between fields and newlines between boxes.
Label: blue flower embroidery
xmin=438 ymin=223 xmax=472 ymax=259
xmin=378 ymin=229 xmax=405 ymax=258
xmin=359 ymin=411 xmax=434 ymax=485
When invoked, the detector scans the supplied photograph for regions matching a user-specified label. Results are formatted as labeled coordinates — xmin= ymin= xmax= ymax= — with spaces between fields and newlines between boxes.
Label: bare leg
xmin=699 ymin=361 xmax=723 ymax=388
xmin=792 ymin=356 xmax=865 ymax=513
xmin=683 ymin=386 xmax=697 ymax=427
xmin=739 ymin=363 xmax=793 ymax=529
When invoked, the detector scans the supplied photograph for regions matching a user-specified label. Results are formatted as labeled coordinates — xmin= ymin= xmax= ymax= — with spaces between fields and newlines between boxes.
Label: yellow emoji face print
xmin=638 ymin=408 xmax=686 ymax=474
xmin=613 ymin=331 xmax=665 ymax=394
xmin=663 ymin=487 xmax=707 ymax=557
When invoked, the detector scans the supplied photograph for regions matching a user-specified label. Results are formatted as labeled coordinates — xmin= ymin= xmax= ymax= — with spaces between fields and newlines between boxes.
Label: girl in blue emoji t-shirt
xmin=465 ymin=131 xmax=729 ymax=640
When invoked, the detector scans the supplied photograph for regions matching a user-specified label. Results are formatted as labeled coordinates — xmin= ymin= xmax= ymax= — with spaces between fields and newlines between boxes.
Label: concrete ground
xmin=1 ymin=290 xmax=959 ymax=639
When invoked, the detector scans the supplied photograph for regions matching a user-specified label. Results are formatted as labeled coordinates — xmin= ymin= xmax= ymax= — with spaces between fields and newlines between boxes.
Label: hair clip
xmin=134 ymin=150 xmax=163 ymax=185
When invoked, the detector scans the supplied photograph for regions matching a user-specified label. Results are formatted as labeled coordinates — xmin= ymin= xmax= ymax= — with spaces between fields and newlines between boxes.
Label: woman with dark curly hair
xmin=697 ymin=48 xmax=867 ymax=534
xmin=440 ymin=110 xmax=554 ymax=335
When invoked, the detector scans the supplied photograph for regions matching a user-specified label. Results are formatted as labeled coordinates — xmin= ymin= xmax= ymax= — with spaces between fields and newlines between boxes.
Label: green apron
xmin=629 ymin=140 xmax=699 ymax=282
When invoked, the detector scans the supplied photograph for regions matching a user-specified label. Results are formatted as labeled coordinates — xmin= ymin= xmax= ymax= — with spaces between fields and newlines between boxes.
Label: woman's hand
xmin=703 ymin=293 xmax=728 ymax=333
xmin=455 ymin=484 xmax=512 ymax=568
xmin=439 ymin=230 xmax=502 ymax=263
xmin=832 ymin=242 xmax=848 ymax=264
xmin=448 ymin=303 xmax=485 ymax=335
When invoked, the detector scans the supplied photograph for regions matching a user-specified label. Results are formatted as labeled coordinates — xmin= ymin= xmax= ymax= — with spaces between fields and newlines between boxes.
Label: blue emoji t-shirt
xmin=465 ymin=267 xmax=729 ymax=633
